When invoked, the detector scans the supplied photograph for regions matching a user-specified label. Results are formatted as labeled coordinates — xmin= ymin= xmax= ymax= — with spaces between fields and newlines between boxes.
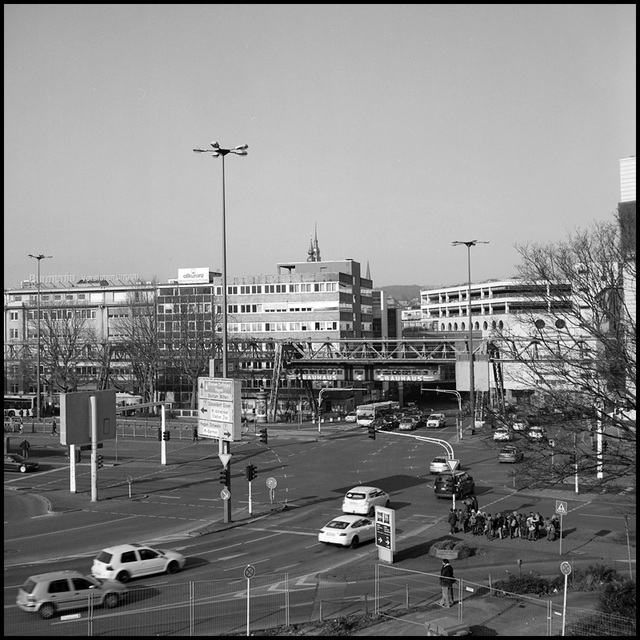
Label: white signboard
xmin=178 ymin=267 xmax=211 ymax=284
xmin=197 ymin=377 xmax=242 ymax=441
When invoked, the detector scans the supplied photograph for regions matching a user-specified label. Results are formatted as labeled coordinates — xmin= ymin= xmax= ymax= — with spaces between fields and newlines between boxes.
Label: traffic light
xmin=259 ymin=428 xmax=268 ymax=444
xmin=162 ymin=430 xmax=170 ymax=441
xmin=368 ymin=424 xmax=376 ymax=440
xmin=158 ymin=427 xmax=162 ymax=441
xmin=97 ymin=454 xmax=104 ymax=469
xmin=245 ymin=464 xmax=257 ymax=481
xmin=219 ymin=467 xmax=231 ymax=486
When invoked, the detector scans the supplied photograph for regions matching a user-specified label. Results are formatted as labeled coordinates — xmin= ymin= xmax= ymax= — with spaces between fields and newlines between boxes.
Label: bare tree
xmin=111 ymin=288 xmax=160 ymax=406
xmin=491 ymin=215 xmax=636 ymax=492
xmin=34 ymin=305 xmax=91 ymax=395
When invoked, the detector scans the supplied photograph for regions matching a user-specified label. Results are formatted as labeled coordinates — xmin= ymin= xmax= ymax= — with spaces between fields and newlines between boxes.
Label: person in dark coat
xmin=447 ymin=508 xmax=458 ymax=534
xmin=437 ymin=559 xmax=456 ymax=607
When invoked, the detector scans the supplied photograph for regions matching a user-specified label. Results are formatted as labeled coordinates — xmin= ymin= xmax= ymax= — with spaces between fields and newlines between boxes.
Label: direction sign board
xmin=555 ymin=500 xmax=568 ymax=516
xmin=375 ymin=506 xmax=396 ymax=552
xmin=197 ymin=377 xmax=242 ymax=441
xmin=446 ymin=458 xmax=460 ymax=472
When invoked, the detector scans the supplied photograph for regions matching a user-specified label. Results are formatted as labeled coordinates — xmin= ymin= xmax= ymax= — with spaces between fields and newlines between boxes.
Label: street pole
xmin=28 ymin=254 xmax=52 ymax=421
xmin=194 ymin=141 xmax=248 ymax=525
xmin=452 ymin=241 xmax=488 ymax=432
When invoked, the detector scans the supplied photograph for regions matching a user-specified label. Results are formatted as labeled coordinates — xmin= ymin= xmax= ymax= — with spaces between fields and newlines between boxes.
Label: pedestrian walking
xmin=437 ymin=559 xmax=456 ymax=608
xmin=20 ymin=439 xmax=31 ymax=459
xmin=18 ymin=415 xmax=24 ymax=434
xmin=193 ymin=426 xmax=199 ymax=442
xmin=51 ymin=417 xmax=58 ymax=436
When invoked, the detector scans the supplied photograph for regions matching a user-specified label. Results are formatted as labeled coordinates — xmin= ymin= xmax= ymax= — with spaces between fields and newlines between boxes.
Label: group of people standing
xmin=448 ymin=498 xmax=560 ymax=542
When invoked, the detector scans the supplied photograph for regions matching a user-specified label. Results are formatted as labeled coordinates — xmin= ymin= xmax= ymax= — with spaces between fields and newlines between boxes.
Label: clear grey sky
xmin=4 ymin=4 xmax=636 ymax=290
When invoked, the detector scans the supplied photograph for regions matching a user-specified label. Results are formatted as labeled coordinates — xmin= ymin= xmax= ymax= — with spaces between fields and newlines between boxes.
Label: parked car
xmin=342 ymin=486 xmax=390 ymax=515
xmin=429 ymin=456 xmax=451 ymax=474
xmin=16 ymin=570 xmax=128 ymax=620
xmin=498 ymin=445 xmax=524 ymax=463
xmin=434 ymin=471 xmax=475 ymax=499
xmin=425 ymin=413 xmax=447 ymax=428
xmin=493 ymin=427 xmax=514 ymax=442
xmin=527 ymin=426 xmax=547 ymax=442
xmin=398 ymin=416 xmax=419 ymax=431
xmin=318 ymin=515 xmax=375 ymax=548
xmin=4 ymin=453 xmax=39 ymax=473
xmin=91 ymin=543 xmax=186 ymax=583
xmin=344 ymin=411 xmax=357 ymax=423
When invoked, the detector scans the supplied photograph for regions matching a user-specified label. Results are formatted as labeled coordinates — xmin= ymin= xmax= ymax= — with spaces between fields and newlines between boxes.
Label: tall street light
xmin=28 ymin=253 xmax=53 ymax=421
xmin=452 ymin=240 xmax=488 ymax=432
xmin=193 ymin=141 xmax=248 ymax=378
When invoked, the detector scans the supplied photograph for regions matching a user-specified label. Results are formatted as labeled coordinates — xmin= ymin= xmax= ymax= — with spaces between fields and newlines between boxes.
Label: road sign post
xmin=244 ymin=564 xmax=255 ymax=636
xmin=560 ymin=561 xmax=572 ymax=635
xmin=375 ymin=506 xmax=395 ymax=564
xmin=556 ymin=500 xmax=567 ymax=555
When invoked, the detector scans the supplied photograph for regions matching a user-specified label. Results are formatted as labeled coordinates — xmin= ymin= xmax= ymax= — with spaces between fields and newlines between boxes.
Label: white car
xmin=342 ymin=485 xmax=390 ymax=515
xmin=527 ymin=426 xmax=547 ymax=441
xmin=344 ymin=411 xmax=357 ymax=423
xmin=429 ymin=456 xmax=451 ymax=474
xmin=426 ymin=413 xmax=446 ymax=428
xmin=91 ymin=543 xmax=186 ymax=583
xmin=318 ymin=515 xmax=375 ymax=548
xmin=493 ymin=427 xmax=514 ymax=442
xmin=398 ymin=416 xmax=419 ymax=431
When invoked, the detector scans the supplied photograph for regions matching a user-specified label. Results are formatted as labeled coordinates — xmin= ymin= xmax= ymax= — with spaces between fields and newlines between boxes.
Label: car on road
xmin=527 ymin=426 xmax=547 ymax=442
xmin=379 ymin=414 xmax=398 ymax=430
xmin=318 ymin=514 xmax=375 ymax=548
xmin=4 ymin=453 xmax=39 ymax=473
xmin=434 ymin=471 xmax=475 ymax=499
xmin=342 ymin=486 xmax=390 ymax=515
xmin=429 ymin=456 xmax=451 ymax=474
xmin=91 ymin=543 xmax=186 ymax=583
xmin=425 ymin=413 xmax=447 ymax=428
xmin=345 ymin=411 xmax=357 ymax=423
xmin=493 ymin=427 xmax=514 ymax=442
xmin=398 ymin=415 xmax=419 ymax=431
xmin=16 ymin=570 xmax=128 ymax=619
xmin=498 ymin=445 xmax=524 ymax=463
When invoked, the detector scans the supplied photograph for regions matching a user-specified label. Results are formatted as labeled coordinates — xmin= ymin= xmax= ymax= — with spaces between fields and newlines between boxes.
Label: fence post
xmin=405 ymin=583 xmax=410 ymax=610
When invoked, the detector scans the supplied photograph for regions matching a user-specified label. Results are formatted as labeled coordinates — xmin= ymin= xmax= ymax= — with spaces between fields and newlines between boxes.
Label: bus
xmin=4 ymin=394 xmax=37 ymax=418
xmin=356 ymin=401 xmax=400 ymax=427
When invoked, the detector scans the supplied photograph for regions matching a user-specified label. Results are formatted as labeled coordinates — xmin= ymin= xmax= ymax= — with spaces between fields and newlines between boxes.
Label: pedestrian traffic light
xmin=97 ymin=454 xmax=104 ymax=469
xmin=162 ymin=430 xmax=170 ymax=441
xmin=219 ymin=467 xmax=230 ymax=486
xmin=245 ymin=464 xmax=257 ymax=481
xmin=259 ymin=428 xmax=268 ymax=444
xmin=368 ymin=424 xmax=376 ymax=439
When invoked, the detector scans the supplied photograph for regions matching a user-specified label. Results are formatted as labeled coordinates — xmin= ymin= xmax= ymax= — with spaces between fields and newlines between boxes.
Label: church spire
xmin=306 ymin=224 xmax=322 ymax=262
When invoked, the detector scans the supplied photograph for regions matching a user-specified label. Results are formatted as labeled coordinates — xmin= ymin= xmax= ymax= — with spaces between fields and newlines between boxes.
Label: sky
xmin=4 ymin=4 xmax=636 ymax=291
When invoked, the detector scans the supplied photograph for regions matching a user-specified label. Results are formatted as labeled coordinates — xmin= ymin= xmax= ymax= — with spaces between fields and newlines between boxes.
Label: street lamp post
xmin=452 ymin=240 xmax=488 ymax=432
xmin=193 ymin=141 xmax=248 ymax=379
xmin=28 ymin=254 xmax=53 ymax=421
xmin=194 ymin=141 xmax=248 ymax=524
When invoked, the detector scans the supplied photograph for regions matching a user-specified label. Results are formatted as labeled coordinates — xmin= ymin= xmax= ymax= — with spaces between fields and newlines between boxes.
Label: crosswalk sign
xmin=555 ymin=500 xmax=567 ymax=515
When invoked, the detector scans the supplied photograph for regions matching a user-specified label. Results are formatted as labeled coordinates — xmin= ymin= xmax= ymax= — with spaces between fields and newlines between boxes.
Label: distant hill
xmin=376 ymin=284 xmax=440 ymax=306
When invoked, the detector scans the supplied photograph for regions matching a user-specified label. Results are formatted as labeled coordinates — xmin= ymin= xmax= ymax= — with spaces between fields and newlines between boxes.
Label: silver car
xmin=16 ymin=570 xmax=128 ymax=620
